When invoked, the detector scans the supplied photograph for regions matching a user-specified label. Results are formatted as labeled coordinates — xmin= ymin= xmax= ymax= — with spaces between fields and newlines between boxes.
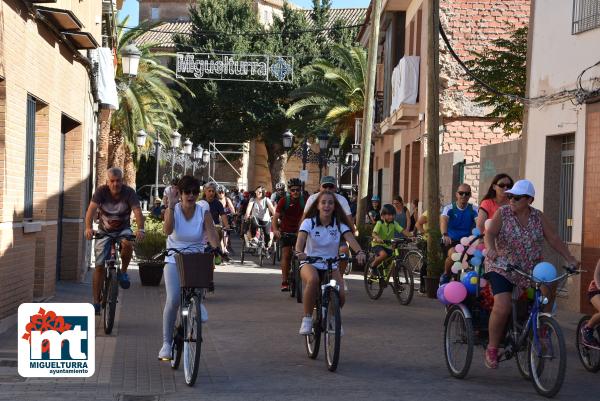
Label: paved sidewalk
xmin=0 ymin=239 xmax=597 ymax=400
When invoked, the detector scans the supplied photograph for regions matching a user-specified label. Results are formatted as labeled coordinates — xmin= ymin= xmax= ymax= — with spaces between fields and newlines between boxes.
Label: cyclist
xmin=484 ymin=179 xmax=578 ymax=369
xmin=273 ymin=178 xmax=305 ymax=291
xmin=581 ymin=258 xmax=600 ymax=346
xmin=271 ymin=182 xmax=286 ymax=204
xmin=440 ymin=183 xmax=478 ymax=284
xmin=370 ymin=204 xmax=412 ymax=277
xmin=295 ymin=190 xmax=366 ymax=334
xmin=217 ymin=185 xmax=235 ymax=255
xmin=159 ymin=176 xmax=221 ymax=360
xmin=85 ymin=167 xmax=145 ymax=315
xmin=367 ymin=195 xmax=382 ymax=224
xmin=476 ymin=174 xmax=513 ymax=234
xmin=245 ymin=185 xmax=276 ymax=250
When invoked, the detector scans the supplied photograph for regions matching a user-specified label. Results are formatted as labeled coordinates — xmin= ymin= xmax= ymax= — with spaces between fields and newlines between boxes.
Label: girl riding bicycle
xmin=159 ymin=175 xmax=221 ymax=360
xmin=295 ymin=190 xmax=366 ymax=335
xmin=582 ymin=259 xmax=600 ymax=347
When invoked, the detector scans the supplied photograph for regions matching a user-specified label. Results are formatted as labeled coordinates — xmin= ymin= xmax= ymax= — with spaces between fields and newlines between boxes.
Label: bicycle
xmin=302 ymin=254 xmax=348 ymax=372
xmin=241 ymin=218 xmax=270 ymax=267
xmin=93 ymin=232 xmax=136 ymax=335
xmin=277 ymin=232 xmax=301 ymax=301
xmin=443 ymin=263 xmax=580 ymax=398
xmin=153 ymin=246 xmax=218 ymax=386
xmin=271 ymin=236 xmax=281 ymax=266
xmin=576 ymin=315 xmax=600 ymax=372
xmin=363 ymin=238 xmax=414 ymax=305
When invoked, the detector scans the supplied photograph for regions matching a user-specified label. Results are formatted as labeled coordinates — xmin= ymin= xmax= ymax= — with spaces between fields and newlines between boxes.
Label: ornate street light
xmin=318 ymin=131 xmax=329 ymax=152
xmin=351 ymin=143 xmax=360 ymax=155
xmin=121 ymin=44 xmax=142 ymax=78
xmin=202 ymin=149 xmax=210 ymax=164
xmin=136 ymin=129 xmax=147 ymax=148
xmin=282 ymin=129 xmax=294 ymax=149
xmin=330 ymin=137 xmax=340 ymax=157
xmin=183 ymin=138 xmax=193 ymax=155
xmin=170 ymin=130 xmax=181 ymax=149
xmin=193 ymin=144 xmax=203 ymax=160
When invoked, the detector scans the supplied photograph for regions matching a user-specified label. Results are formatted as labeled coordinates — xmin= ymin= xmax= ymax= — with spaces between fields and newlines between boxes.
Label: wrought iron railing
xmin=572 ymin=0 xmax=600 ymax=34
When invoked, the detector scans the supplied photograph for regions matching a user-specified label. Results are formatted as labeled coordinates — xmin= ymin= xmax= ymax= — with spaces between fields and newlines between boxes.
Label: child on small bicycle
xmin=582 ymin=258 xmax=600 ymax=346
xmin=370 ymin=204 xmax=412 ymax=276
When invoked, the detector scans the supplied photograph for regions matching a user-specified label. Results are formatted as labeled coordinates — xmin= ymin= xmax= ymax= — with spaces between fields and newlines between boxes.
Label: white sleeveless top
xmin=165 ymin=201 xmax=210 ymax=264
xmin=251 ymin=198 xmax=270 ymax=222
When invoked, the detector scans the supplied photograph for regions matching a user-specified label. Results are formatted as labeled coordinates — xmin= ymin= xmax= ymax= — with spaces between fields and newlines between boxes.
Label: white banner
xmin=176 ymin=52 xmax=293 ymax=83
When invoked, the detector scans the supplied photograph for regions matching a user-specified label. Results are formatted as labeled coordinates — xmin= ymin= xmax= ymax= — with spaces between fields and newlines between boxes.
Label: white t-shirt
xmin=165 ymin=200 xmax=210 ymax=264
xmin=441 ymin=202 xmax=479 ymax=217
xmin=299 ymin=216 xmax=351 ymax=270
xmin=304 ymin=192 xmax=352 ymax=216
xmin=249 ymin=197 xmax=271 ymax=222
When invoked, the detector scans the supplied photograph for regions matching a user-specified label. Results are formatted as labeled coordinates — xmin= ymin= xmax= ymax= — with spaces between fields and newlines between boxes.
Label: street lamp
xmin=170 ymin=130 xmax=181 ymax=178
xmin=121 ymin=44 xmax=142 ymax=78
xmin=318 ymin=131 xmax=329 ymax=152
xmin=202 ymin=149 xmax=210 ymax=164
xmin=153 ymin=138 xmax=162 ymax=201
xmin=331 ymin=137 xmax=340 ymax=157
xmin=183 ymin=138 xmax=193 ymax=155
xmin=282 ymin=129 xmax=294 ymax=149
xmin=136 ymin=129 xmax=147 ymax=148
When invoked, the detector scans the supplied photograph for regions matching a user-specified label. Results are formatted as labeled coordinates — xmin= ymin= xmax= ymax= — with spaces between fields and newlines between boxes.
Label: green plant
xmin=132 ymin=217 xmax=167 ymax=261
xmin=356 ymin=223 xmax=374 ymax=251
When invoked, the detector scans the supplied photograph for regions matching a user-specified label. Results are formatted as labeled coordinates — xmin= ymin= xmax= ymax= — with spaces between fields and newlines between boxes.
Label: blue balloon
xmin=470 ymin=257 xmax=482 ymax=267
xmin=532 ymin=262 xmax=557 ymax=282
xmin=437 ymin=284 xmax=451 ymax=305
xmin=474 ymin=249 xmax=483 ymax=258
xmin=461 ymin=271 xmax=478 ymax=295
xmin=472 ymin=228 xmax=481 ymax=237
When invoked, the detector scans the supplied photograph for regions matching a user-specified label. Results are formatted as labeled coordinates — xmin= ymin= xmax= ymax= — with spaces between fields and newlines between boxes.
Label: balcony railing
xmin=573 ymin=0 xmax=600 ymax=34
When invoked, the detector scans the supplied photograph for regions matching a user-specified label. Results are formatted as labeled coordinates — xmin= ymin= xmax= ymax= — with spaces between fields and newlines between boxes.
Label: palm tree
xmin=97 ymin=16 xmax=191 ymax=188
xmin=286 ymin=44 xmax=367 ymax=140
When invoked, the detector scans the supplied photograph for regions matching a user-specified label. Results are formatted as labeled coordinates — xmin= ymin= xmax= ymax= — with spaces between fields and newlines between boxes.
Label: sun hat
xmin=320 ymin=176 xmax=336 ymax=186
xmin=505 ymin=179 xmax=535 ymax=198
xmin=371 ymin=195 xmax=381 ymax=201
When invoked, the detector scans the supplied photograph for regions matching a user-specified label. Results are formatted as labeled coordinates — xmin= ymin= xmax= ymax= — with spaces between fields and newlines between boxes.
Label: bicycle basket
xmin=174 ymin=252 xmax=214 ymax=288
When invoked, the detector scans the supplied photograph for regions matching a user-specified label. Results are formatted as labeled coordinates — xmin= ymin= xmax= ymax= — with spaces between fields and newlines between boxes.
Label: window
xmin=24 ymin=95 xmax=36 ymax=219
xmin=151 ymin=7 xmax=160 ymax=21
xmin=558 ymin=134 xmax=575 ymax=241
xmin=573 ymin=0 xmax=600 ymax=34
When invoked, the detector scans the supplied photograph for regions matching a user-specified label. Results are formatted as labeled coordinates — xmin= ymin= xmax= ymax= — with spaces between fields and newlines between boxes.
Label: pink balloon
xmin=455 ymin=244 xmax=465 ymax=253
xmin=466 ymin=246 xmax=476 ymax=255
xmin=460 ymin=237 xmax=470 ymax=246
xmin=462 ymin=260 xmax=469 ymax=269
xmin=482 ymin=249 xmax=488 ymax=257
xmin=444 ymin=281 xmax=468 ymax=304
xmin=480 ymin=278 xmax=488 ymax=288
xmin=477 ymin=243 xmax=486 ymax=251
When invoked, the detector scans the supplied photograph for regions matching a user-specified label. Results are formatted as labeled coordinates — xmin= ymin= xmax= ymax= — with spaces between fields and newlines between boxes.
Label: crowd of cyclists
xmin=85 ymin=167 xmax=600 ymax=391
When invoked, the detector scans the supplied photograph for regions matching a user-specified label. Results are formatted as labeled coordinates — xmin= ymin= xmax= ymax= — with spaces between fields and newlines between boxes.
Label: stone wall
xmin=478 ymin=139 xmax=522 ymax=201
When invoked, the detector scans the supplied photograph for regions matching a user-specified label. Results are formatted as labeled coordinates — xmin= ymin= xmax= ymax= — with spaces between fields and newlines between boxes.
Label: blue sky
xmin=120 ymin=0 xmax=370 ymax=27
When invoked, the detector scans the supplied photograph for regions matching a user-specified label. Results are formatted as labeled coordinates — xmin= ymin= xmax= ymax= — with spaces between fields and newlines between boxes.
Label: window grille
xmin=558 ymin=134 xmax=575 ymax=241
xmin=24 ymin=95 xmax=36 ymax=219
xmin=573 ymin=0 xmax=600 ymax=34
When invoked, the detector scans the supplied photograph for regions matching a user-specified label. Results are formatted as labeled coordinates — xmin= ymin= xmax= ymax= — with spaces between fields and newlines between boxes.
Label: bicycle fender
xmin=455 ymin=303 xmax=473 ymax=320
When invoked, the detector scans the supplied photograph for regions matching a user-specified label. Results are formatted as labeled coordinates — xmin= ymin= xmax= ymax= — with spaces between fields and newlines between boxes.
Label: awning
xmin=35 ymin=6 xmax=83 ymax=31
xmin=63 ymin=32 xmax=99 ymax=50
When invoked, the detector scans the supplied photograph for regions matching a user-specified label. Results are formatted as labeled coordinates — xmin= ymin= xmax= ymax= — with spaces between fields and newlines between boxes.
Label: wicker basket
xmin=174 ymin=252 xmax=214 ymax=288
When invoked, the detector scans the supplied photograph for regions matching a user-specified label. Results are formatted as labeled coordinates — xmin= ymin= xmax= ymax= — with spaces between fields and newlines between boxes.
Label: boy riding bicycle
xmin=582 ymin=258 xmax=600 ymax=346
xmin=370 ymin=204 xmax=411 ymax=276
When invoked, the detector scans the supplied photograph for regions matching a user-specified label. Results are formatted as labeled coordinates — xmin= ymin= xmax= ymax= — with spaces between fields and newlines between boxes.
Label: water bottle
xmin=214 ymin=254 xmax=222 ymax=265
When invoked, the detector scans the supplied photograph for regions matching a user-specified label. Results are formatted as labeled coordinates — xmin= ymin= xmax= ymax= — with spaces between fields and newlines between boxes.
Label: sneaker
xmin=344 ymin=280 xmax=349 ymax=291
xmin=200 ymin=303 xmax=208 ymax=323
xmin=581 ymin=325 xmax=599 ymax=347
xmin=370 ymin=266 xmax=380 ymax=278
xmin=281 ymin=281 xmax=289 ymax=292
xmin=93 ymin=303 xmax=101 ymax=316
xmin=158 ymin=342 xmax=171 ymax=360
xmin=485 ymin=347 xmax=499 ymax=369
xmin=439 ymin=273 xmax=451 ymax=286
xmin=118 ymin=272 xmax=131 ymax=289
xmin=299 ymin=316 xmax=313 ymax=335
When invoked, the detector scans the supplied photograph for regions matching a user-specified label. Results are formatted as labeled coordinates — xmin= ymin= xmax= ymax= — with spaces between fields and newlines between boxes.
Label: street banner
xmin=176 ymin=52 xmax=293 ymax=83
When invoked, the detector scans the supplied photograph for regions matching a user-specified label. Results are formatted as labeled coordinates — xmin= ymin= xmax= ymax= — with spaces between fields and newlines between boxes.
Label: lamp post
xmin=317 ymin=131 xmax=329 ymax=183
xmin=117 ymin=44 xmax=142 ymax=91
xmin=182 ymin=138 xmax=193 ymax=175
xmin=170 ymin=130 xmax=181 ymax=179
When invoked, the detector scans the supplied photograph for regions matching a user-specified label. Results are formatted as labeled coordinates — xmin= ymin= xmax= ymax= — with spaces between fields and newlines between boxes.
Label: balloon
xmin=477 ymin=243 xmax=486 ymax=251
xmin=482 ymin=249 xmax=488 ymax=257
xmin=461 ymin=271 xmax=478 ymax=295
xmin=466 ymin=246 xmax=476 ymax=256
xmin=532 ymin=262 xmax=557 ymax=282
xmin=472 ymin=228 xmax=481 ymax=237
xmin=455 ymin=244 xmax=465 ymax=253
xmin=444 ymin=281 xmax=468 ymax=304
xmin=468 ymin=235 xmax=475 ymax=242
xmin=437 ymin=284 xmax=451 ymax=305
xmin=471 ymin=257 xmax=482 ymax=266
xmin=451 ymin=253 xmax=461 ymax=262
xmin=480 ymin=278 xmax=488 ymax=287
xmin=471 ymin=239 xmax=480 ymax=247
xmin=484 ymin=219 xmax=493 ymax=231
xmin=474 ymin=249 xmax=483 ymax=258
xmin=451 ymin=262 xmax=462 ymax=274
xmin=460 ymin=237 xmax=470 ymax=246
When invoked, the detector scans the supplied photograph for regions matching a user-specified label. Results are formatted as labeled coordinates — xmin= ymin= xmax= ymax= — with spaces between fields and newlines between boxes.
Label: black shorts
xmin=485 ymin=271 xmax=514 ymax=295
xmin=372 ymin=246 xmax=393 ymax=257
xmin=443 ymin=239 xmax=461 ymax=256
xmin=589 ymin=290 xmax=600 ymax=302
xmin=280 ymin=233 xmax=297 ymax=248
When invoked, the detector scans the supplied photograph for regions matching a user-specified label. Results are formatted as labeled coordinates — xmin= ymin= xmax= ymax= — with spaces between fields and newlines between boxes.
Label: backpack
xmin=282 ymin=193 xmax=305 ymax=215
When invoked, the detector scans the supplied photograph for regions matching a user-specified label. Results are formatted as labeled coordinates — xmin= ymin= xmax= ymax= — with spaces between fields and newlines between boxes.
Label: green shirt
xmin=371 ymin=220 xmax=404 ymax=249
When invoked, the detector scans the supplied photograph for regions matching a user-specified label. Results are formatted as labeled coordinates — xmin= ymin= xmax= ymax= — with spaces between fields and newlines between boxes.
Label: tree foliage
xmin=466 ymin=27 xmax=527 ymax=135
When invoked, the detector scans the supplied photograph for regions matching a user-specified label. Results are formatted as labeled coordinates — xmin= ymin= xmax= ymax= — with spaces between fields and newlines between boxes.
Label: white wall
xmin=524 ymin=0 xmax=600 ymax=244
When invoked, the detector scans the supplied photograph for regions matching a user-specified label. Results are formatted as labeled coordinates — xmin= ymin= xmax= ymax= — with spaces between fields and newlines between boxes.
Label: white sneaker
xmin=158 ymin=342 xmax=171 ymax=360
xmin=200 ymin=303 xmax=208 ymax=323
xmin=344 ymin=280 xmax=349 ymax=291
xmin=299 ymin=317 xmax=313 ymax=335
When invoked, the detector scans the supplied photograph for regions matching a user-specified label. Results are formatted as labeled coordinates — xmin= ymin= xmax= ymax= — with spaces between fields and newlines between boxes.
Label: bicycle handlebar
xmin=304 ymin=254 xmax=349 ymax=265
xmin=506 ymin=264 xmax=582 ymax=284
xmin=93 ymin=233 xmax=137 ymax=242
xmin=152 ymin=245 xmax=224 ymax=261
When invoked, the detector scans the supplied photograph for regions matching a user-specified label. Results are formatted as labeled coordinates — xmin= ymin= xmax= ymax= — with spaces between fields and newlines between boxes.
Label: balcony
xmin=379 ymin=104 xmax=419 ymax=134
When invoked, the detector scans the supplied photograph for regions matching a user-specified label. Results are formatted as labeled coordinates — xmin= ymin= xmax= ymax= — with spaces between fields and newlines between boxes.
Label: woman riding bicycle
xmin=217 ymin=185 xmax=235 ymax=255
xmin=295 ymin=190 xmax=366 ymax=335
xmin=244 ymin=185 xmax=276 ymax=250
xmin=159 ymin=175 xmax=221 ymax=360
xmin=483 ymin=179 xmax=578 ymax=369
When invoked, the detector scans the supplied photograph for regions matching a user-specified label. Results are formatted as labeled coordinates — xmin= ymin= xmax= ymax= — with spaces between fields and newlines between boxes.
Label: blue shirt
xmin=442 ymin=202 xmax=478 ymax=241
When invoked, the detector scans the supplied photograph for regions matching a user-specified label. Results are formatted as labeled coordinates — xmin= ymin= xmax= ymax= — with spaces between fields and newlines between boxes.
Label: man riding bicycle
xmin=273 ymin=178 xmax=304 ymax=292
xmin=85 ymin=167 xmax=145 ymax=315
xmin=271 ymin=182 xmax=286 ymax=205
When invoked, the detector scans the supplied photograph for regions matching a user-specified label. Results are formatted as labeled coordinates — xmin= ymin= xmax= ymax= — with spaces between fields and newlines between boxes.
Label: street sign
xmin=176 ymin=52 xmax=293 ymax=83
xmin=299 ymin=170 xmax=308 ymax=182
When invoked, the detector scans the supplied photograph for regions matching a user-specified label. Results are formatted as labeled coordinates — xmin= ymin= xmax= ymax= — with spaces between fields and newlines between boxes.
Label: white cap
xmin=506 ymin=179 xmax=535 ymax=198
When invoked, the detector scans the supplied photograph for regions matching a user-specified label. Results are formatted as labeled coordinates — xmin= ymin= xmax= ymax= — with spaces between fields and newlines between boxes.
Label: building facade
xmin=523 ymin=0 xmax=600 ymax=313
xmin=358 ymin=0 xmax=529 ymax=209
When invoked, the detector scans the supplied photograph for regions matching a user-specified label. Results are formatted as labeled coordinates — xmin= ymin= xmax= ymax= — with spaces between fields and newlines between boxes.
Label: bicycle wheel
xmin=324 ymin=290 xmax=341 ymax=372
xmin=529 ymin=315 xmax=566 ymax=398
xmin=514 ymin=326 xmax=532 ymax=380
xmin=170 ymin=308 xmax=183 ymax=370
xmin=103 ymin=270 xmax=118 ymax=335
xmin=183 ymin=295 xmax=202 ymax=386
xmin=404 ymin=250 xmax=424 ymax=276
xmin=393 ymin=260 xmax=414 ymax=305
xmin=576 ymin=316 xmax=600 ymax=373
xmin=304 ymin=304 xmax=321 ymax=359
xmin=289 ymin=258 xmax=297 ymax=298
xmin=240 ymin=239 xmax=246 ymax=264
xmin=443 ymin=305 xmax=474 ymax=379
xmin=363 ymin=259 xmax=384 ymax=300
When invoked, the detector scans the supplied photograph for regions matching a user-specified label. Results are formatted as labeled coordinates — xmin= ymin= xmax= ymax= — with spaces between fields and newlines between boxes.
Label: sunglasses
xmin=496 ymin=183 xmax=512 ymax=189
xmin=457 ymin=191 xmax=471 ymax=197
xmin=507 ymin=194 xmax=529 ymax=201
xmin=322 ymin=184 xmax=335 ymax=189
xmin=183 ymin=189 xmax=200 ymax=195
xmin=289 ymin=188 xmax=301 ymax=193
